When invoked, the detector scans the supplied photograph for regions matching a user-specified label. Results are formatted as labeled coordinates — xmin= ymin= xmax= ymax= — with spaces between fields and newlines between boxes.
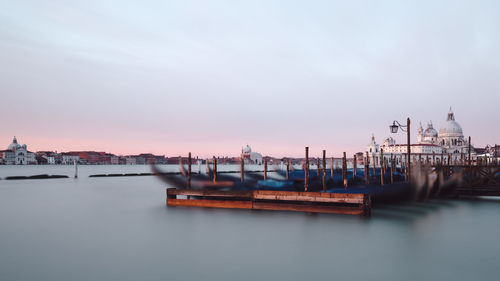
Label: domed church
xmin=241 ymin=144 xmax=263 ymax=165
xmin=0 ymin=136 xmax=37 ymax=165
xmin=418 ymin=108 xmax=471 ymax=154
xmin=374 ymin=108 xmax=473 ymax=166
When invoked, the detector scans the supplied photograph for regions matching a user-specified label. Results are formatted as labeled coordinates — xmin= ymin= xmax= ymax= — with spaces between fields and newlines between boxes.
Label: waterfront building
xmin=241 ymin=144 xmax=263 ymax=164
xmin=125 ymin=156 xmax=137 ymax=165
xmin=369 ymin=109 xmax=474 ymax=165
xmin=36 ymin=151 xmax=58 ymax=164
xmin=110 ymin=156 xmax=119 ymax=165
xmin=61 ymin=153 xmax=80 ymax=165
xmin=0 ymin=137 xmax=37 ymax=165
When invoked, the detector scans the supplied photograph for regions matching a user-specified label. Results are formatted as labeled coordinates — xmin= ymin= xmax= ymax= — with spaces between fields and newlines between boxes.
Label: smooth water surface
xmin=1 ymin=166 xmax=499 ymax=281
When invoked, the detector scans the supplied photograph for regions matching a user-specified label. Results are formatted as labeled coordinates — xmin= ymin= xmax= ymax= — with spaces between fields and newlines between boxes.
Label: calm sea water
xmin=1 ymin=165 xmax=499 ymax=281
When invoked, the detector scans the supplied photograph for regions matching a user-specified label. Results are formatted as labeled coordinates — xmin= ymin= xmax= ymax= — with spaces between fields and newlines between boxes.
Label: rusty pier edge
xmin=166 ymin=188 xmax=372 ymax=216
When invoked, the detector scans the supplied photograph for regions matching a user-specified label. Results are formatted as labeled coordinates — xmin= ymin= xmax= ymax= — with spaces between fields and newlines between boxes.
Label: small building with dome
xmin=0 ymin=136 xmax=37 ymax=165
xmin=241 ymin=144 xmax=263 ymax=165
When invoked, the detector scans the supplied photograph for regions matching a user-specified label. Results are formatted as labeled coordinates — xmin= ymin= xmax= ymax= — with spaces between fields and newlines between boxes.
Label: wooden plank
xmin=190 ymin=180 xmax=235 ymax=188
xmin=253 ymin=190 xmax=365 ymax=204
xmin=167 ymin=198 xmax=252 ymax=209
xmin=252 ymin=201 xmax=365 ymax=215
xmin=167 ymin=188 xmax=252 ymax=198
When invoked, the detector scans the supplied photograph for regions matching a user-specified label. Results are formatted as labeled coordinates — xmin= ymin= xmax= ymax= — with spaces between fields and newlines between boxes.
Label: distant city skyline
xmin=1 ymin=1 xmax=499 ymax=157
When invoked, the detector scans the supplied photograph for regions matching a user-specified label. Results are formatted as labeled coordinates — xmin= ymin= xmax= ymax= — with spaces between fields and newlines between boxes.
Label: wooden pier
xmin=166 ymin=188 xmax=371 ymax=216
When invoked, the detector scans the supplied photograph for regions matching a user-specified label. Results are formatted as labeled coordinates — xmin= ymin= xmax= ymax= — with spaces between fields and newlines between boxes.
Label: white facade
xmin=241 ymin=144 xmax=263 ymax=164
xmin=1 ymin=137 xmax=37 ymax=165
xmin=43 ymin=155 xmax=56 ymax=164
xmin=125 ymin=157 xmax=136 ymax=165
xmin=61 ymin=154 xmax=80 ymax=164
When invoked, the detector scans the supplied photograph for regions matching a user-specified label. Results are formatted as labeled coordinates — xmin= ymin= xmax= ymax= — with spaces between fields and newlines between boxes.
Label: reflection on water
xmin=0 ymin=166 xmax=499 ymax=281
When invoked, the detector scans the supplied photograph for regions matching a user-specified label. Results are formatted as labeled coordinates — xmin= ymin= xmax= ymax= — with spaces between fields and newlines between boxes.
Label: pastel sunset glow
xmin=1 ymin=0 xmax=499 ymax=157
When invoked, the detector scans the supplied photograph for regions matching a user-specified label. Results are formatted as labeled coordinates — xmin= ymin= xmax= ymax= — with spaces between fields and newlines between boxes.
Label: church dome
xmin=439 ymin=109 xmax=463 ymax=137
xmin=242 ymin=144 xmax=252 ymax=154
xmin=8 ymin=136 xmax=21 ymax=151
xmin=424 ymin=122 xmax=438 ymax=138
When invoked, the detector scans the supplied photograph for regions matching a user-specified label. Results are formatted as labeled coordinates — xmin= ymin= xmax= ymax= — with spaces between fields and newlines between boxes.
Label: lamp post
xmin=390 ymin=118 xmax=411 ymax=182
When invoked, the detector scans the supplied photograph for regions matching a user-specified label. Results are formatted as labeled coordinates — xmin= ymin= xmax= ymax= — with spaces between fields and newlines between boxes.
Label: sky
xmin=1 ymin=0 xmax=499 ymax=158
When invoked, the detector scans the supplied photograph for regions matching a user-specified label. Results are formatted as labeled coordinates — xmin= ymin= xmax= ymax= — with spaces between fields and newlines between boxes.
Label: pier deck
xmin=166 ymin=188 xmax=371 ymax=216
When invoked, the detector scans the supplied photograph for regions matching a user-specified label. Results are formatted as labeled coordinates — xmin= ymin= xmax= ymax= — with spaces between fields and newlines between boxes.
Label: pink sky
xmin=1 ymin=1 xmax=499 ymax=157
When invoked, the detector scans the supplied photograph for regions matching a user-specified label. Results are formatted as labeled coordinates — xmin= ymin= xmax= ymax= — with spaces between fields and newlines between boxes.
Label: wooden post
xmin=468 ymin=136 xmax=472 ymax=187
xmin=380 ymin=148 xmax=384 ymax=186
xmin=468 ymin=136 xmax=472 ymax=166
xmin=206 ymin=158 xmax=210 ymax=174
xmin=406 ymin=117 xmax=411 ymax=183
xmin=390 ymin=153 xmax=394 ymax=184
xmin=322 ymin=150 xmax=326 ymax=192
xmin=342 ymin=152 xmax=347 ymax=188
xmin=187 ymin=152 xmax=191 ymax=188
xmin=213 ymin=156 xmax=217 ymax=183
xmin=264 ymin=158 xmax=267 ymax=180
xmin=353 ymin=154 xmax=357 ymax=178
xmin=73 ymin=160 xmax=78 ymax=179
xmin=305 ymin=147 xmax=309 ymax=192
xmin=286 ymin=159 xmax=290 ymax=180
xmin=330 ymin=157 xmax=334 ymax=178
xmin=240 ymin=157 xmax=244 ymax=183
xmin=432 ymin=151 xmax=436 ymax=166
xmin=365 ymin=152 xmax=370 ymax=184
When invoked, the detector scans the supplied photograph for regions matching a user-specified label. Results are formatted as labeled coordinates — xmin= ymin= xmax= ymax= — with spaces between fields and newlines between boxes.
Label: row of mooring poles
xmin=302 ymin=147 xmax=349 ymax=191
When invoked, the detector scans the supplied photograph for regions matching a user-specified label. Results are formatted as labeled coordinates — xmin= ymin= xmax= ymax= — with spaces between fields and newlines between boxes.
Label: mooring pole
xmin=365 ymin=152 xmax=370 ymax=184
xmin=305 ymin=147 xmax=309 ymax=192
xmin=469 ymin=136 xmax=472 ymax=166
xmin=390 ymin=153 xmax=394 ymax=184
xmin=406 ymin=117 xmax=411 ymax=183
xmin=286 ymin=159 xmax=290 ymax=180
xmin=213 ymin=156 xmax=217 ymax=183
xmin=380 ymin=148 xmax=384 ymax=186
xmin=353 ymin=154 xmax=357 ymax=178
xmin=188 ymin=152 xmax=191 ymax=188
xmin=264 ymin=158 xmax=267 ymax=180
xmin=73 ymin=159 xmax=78 ymax=179
xmin=322 ymin=150 xmax=326 ymax=192
xmin=342 ymin=152 xmax=347 ymax=188
xmin=330 ymin=157 xmax=334 ymax=178
xmin=206 ymin=158 xmax=210 ymax=174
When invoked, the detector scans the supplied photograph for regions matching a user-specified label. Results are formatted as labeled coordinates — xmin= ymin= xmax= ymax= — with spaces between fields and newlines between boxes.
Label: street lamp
xmin=390 ymin=118 xmax=411 ymax=182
